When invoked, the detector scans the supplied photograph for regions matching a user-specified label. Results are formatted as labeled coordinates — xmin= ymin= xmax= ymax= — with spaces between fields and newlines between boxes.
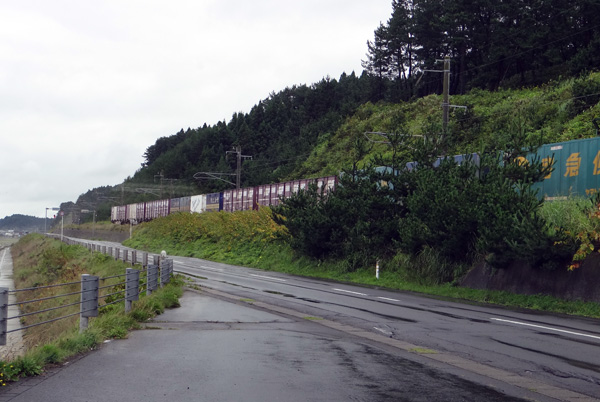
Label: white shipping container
xmin=190 ymin=194 xmax=207 ymax=213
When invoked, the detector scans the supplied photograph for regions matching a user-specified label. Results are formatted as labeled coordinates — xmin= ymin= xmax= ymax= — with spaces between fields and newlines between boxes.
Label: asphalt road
xmin=3 ymin=290 xmax=534 ymax=402
xmin=167 ymin=254 xmax=600 ymax=400
xmin=14 ymin=237 xmax=598 ymax=401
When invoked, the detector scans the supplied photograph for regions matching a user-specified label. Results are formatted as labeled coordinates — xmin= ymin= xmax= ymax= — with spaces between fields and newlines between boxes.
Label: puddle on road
xmin=263 ymin=290 xmax=321 ymax=303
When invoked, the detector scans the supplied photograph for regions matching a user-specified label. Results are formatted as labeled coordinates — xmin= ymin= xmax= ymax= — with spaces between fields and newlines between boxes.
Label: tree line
xmin=362 ymin=0 xmax=600 ymax=101
xmin=133 ymin=72 xmax=383 ymax=193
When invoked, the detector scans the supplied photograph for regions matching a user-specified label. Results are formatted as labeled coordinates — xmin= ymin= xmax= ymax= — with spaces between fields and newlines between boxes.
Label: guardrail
xmin=0 ymin=237 xmax=174 ymax=346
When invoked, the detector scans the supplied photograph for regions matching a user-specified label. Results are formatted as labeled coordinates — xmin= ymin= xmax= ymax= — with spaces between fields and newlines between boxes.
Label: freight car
xmin=110 ymin=136 xmax=600 ymax=225
xmin=110 ymin=175 xmax=338 ymax=224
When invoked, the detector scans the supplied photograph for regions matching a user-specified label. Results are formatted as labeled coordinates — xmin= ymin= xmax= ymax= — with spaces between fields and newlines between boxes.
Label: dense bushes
xmin=274 ymin=133 xmax=578 ymax=277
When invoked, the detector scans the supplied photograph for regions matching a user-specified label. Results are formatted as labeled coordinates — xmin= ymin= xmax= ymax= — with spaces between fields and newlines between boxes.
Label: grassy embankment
xmin=293 ymin=72 xmax=600 ymax=179
xmin=0 ymin=234 xmax=183 ymax=385
xmin=123 ymin=206 xmax=600 ymax=319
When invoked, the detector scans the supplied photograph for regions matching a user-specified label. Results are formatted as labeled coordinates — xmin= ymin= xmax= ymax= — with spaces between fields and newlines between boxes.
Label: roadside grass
xmin=61 ymin=220 xmax=129 ymax=233
xmin=0 ymin=234 xmax=183 ymax=386
xmin=124 ymin=210 xmax=600 ymax=319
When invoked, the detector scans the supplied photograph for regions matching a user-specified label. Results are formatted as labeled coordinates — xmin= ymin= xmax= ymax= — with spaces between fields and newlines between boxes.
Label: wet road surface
xmin=1 ymin=291 xmax=532 ymax=402
xmin=12 ymin=236 xmax=598 ymax=401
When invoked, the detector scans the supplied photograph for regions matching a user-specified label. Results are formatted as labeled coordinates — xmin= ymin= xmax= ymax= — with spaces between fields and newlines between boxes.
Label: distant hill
xmin=0 ymin=214 xmax=48 ymax=232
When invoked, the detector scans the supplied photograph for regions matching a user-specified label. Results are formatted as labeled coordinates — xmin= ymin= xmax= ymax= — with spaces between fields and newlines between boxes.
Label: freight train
xmin=111 ymin=176 xmax=338 ymax=224
xmin=111 ymin=136 xmax=600 ymax=225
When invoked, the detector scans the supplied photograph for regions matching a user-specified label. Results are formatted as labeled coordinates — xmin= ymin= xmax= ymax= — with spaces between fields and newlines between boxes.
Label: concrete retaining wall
xmin=461 ymin=253 xmax=600 ymax=303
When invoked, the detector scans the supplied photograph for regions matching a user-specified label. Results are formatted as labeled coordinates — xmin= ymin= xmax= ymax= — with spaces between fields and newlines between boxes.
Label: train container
xmin=180 ymin=196 xmax=191 ymax=213
xmin=223 ymin=187 xmax=256 ymax=212
xmin=111 ymin=205 xmax=127 ymax=224
xmin=110 ymin=206 xmax=117 ymax=223
xmin=127 ymin=203 xmax=137 ymax=223
xmin=205 ymin=192 xmax=223 ymax=212
xmin=222 ymin=190 xmax=233 ymax=212
xmin=240 ymin=187 xmax=254 ymax=211
xmin=190 ymin=194 xmax=206 ymax=213
xmin=531 ymin=137 xmax=600 ymax=200
xmin=289 ymin=179 xmax=311 ymax=195
xmin=146 ymin=199 xmax=170 ymax=220
xmin=170 ymin=197 xmax=181 ymax=212
xmin=135 ymin=202 xmax=146 ymax=223
xmin=255 ymin=177 xmax=330 ymax=209
xmin=256 ymin=184 xmax=279 ymax=208
xmin=223 ymin=189 xmax=239 ymax=212
xmin=269 ymin=182 xmax=286 ymax=207
xmin=170 ymin=196 xmax=192 ymax=213
xmin=316 ymin=175 xmax=338 ymax=194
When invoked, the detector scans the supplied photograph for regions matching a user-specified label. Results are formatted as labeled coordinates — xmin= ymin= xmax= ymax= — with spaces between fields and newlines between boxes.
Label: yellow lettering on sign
xmin=515 ymin=156 xmax=529 ymax=166
xmin=541 ymin=157 xmax=553 ymax=179
xmin=594 ymin=151 xmax=600 ymax=175
xmin=564 ymin=153 xmax=581 ymax=177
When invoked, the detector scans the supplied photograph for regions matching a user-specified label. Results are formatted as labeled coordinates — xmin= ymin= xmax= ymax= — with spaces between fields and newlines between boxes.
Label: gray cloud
xmin=0 ymin=0 xmax=391 ymax=217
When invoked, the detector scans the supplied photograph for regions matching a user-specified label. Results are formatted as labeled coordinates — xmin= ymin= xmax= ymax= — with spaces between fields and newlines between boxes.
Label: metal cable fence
xmin=0 ymin=236 xmax=174 ymax=346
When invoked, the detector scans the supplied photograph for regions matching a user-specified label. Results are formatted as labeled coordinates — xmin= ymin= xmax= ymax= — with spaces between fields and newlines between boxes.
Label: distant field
xmin=0 ymin=237 xmax=18 ymax=248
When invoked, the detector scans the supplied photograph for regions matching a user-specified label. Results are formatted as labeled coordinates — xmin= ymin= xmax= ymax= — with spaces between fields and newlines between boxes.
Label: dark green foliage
xmin=12 ymin=356 xmax=43 ymax=377
xmin=130 ymin=74 xmax=374 ymax=194
xmin=399 ymin=156 xmax=481 ymax=263
xmin=273 ymin=136 xmax=406 ymax=270
xmin=276 ymin=124 xmax=574 ymax=276
xmin=364 ymin=0 xmax=600 ymax=97
xmin=38 ymin=345 xmax=63 ymax=364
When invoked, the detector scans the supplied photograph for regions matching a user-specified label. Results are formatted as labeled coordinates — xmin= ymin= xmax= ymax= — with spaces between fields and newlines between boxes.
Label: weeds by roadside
xmin=0 ymin=234 xmax=184 ymax=386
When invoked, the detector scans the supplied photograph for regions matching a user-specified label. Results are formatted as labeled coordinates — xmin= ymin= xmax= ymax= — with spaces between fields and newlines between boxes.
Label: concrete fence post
xmin=80 ymin=275 xmax=99 ymax=333
xmin=160 ymin=258 xmax=173 ymax=287
xmin=142 ymin=253 xmax=148 ymax=268
xmin=131 ymin=251 xmax=137 ymax=266
xmin=115 ymin=248 xmax=120 ymax=261
xmin=147 ymin=265 xmax=158 ymax=296
xmin=0 ymin=287 xmax=7 ymax=346
xmin=125 ymin=268 xmax=139 ymax=313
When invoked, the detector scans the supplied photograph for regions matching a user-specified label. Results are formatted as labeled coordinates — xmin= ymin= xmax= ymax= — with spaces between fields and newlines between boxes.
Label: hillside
xmin=133 ymin=72 xmax=600 ymax=187
xmin=0 ymin=214 xmax=48 ymax=233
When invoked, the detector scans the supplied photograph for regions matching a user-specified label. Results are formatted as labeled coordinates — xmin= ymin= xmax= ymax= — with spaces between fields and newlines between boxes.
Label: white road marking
xmin=200 ymin=265 xmax=224 ymax=272
xmin=250 ymin=274 xmax=287 ymax=282
xmin=333 ymin=288 xmax=367 ymax=296
xmin=491 ymin=318 xmax=600 ymax=341
xmin=378 ymin=297 xmax=400 ymax=302
xmin=374 ymin=327 xmax=393 ymax=336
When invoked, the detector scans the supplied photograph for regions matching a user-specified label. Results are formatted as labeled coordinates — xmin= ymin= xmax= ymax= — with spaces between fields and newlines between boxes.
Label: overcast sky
xmin=0 ymin=0 xmax=392 ymax=219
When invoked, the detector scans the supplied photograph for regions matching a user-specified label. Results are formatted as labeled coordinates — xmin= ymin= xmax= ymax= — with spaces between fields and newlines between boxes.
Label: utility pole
xmin=226 ymin=146 xmax=252 ymax=189
xmin=415 ymin=56 xmax=465 ymax=144
xmin=442 ymin=56 xmax=450 ymax=135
